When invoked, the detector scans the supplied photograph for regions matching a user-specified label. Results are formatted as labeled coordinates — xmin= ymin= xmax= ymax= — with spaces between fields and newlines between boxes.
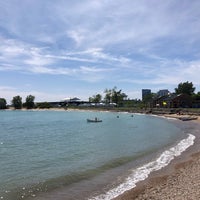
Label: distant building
xmin=157 ymin=89 xmax=170 ymax=97
xmin=153 ymin=93 xmax=192 ymax=108
xmin=59 ymin=97 xmax=93 ymax=107
xmin=142 ymin=89 xmax=151 ymax=101
xmin=60 ymin=97 xmax=83 ymax=106
xmin=62 ymin=97 xmax=81 ymax=102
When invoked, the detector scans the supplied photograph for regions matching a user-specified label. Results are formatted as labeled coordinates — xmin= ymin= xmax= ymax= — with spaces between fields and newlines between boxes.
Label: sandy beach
xmin=115 ymin=115 xmax=200 ymax=200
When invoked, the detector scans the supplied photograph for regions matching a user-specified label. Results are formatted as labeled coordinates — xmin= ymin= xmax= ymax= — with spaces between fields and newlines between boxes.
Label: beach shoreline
xmin=114 ymin=116 xmax=200 ymax=200
xmin=2 ymin=108 xmax=200 ymax=199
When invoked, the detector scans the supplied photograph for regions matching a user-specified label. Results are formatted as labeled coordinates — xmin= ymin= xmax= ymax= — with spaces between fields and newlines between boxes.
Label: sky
xmin=0 ymin=0 xmax=200 ymax=102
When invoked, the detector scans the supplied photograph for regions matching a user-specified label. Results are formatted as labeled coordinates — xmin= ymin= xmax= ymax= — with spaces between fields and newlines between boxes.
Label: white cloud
xmin=79 ymin=66 xmax=110 ymax=73
xmin=27 ymin=66 xmax=58 ymax=74
xmin=178 ymin=62 xmax=200 ymax=84
xmin=64 ymin=48 xmax=131 ymax=67
xmin=67 ymin=30 xmax=85 ymax=46
xmin=24 ymin=55 xmax=54 ymax=66
xmin=0 ymin=38 xmax=26 ymax=57
xmin=1 ymin=1 xmax=200 ymax=100
xmin=54 ymin=1 xmax=174 ymax=49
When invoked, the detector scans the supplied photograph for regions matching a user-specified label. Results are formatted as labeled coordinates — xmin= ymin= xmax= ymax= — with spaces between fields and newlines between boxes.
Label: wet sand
xmin=115 ymin=116 xmax=200 ymax=200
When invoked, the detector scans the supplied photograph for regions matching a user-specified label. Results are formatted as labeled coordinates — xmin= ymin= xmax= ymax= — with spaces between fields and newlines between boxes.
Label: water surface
xmin=0 ymin=110 xmax=191 ymax=199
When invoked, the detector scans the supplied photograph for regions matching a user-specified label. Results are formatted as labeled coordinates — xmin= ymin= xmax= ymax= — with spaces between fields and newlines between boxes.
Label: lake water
xmin=0 ymin=110 xmax=195 ymax=200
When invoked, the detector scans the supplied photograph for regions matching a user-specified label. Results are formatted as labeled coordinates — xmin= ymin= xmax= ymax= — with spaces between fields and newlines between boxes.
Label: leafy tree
xmin=0 ymin=98 xmax=7 ymax=109
xmin=12 ymin=96 xmax=22 ymax=109
xmin=143 ymin=93 xmax=156 ymax=103
xmin=104 ymin=88 xmax=112 ymax=103
xmin=104 ymin=87 xmax=127 ymax=105
xmin=89 ymin=94 xmax=102 ymax=103
xmin=25 ymin=95 xmax=35 ymax=109
xmin=193 ymin=92 xmax=200 ymax=100
xmin=175 ymin=81 xmax=195 ymax=96
xmin=112 ymin=89 xmax=127 ymax=105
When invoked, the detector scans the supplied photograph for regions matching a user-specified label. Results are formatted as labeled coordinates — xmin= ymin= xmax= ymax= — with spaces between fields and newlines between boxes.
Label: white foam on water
xmin=89 ymin=134 xmax=195 ymax=200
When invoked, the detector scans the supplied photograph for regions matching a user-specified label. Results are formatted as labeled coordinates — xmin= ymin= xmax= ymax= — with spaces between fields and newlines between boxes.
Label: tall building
xmin=142 ymin=89 xmax=151 ymax=101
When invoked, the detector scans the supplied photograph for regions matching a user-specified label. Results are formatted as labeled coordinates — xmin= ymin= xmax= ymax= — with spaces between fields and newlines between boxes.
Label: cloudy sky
xmin=0 ymin=0 xmax=200 ymax=102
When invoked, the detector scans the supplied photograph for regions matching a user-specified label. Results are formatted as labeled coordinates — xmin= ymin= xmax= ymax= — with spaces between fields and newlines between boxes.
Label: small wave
xmin=90 ymin=134 xmax=195 ymax=200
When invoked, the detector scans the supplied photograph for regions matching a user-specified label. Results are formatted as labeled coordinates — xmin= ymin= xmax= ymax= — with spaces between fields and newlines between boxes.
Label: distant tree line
xmin=0 ymin=81 xmax=200 ymax=110
xmin=0 ymin=95 xmax=51 ymax=110
xmin=10 ymin=95 xmax=36 ymax=109
xmin=89 ymin=86 xmax=128 ymax=106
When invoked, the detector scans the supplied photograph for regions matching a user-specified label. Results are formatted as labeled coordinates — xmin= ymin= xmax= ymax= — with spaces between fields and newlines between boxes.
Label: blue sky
xmin=0 ymin=0 xmax=200 ymax=102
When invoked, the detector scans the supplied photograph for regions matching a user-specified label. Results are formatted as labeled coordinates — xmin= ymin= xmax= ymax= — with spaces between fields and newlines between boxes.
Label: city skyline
xmin=0 ymin=1 xmax=200 ymax=102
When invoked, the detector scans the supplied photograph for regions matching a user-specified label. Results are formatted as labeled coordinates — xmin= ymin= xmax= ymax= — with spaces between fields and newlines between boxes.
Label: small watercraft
xmin=87 ymin=118 xmax=102 ymax=123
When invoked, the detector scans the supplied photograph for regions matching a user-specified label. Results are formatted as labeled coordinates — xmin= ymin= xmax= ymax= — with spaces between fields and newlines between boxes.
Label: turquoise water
xmin=0 ymin=110 xmax=192 ymax=199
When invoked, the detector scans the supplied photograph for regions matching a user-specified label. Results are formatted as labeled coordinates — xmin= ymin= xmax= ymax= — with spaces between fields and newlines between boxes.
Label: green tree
xmin=89 ymin=94 xmax=102 ymax=103
xmin=142 ymin=93 xmax=156 ymax=103
xmin=193 ymin=92 xmax=200 ymax=100
xmin=12 ymin=96 xmax=22 ymax=109
xmin=104 ymin=87 xmax=128 ymax=105
xmin=0 ymin=98 xmax=7 ymax=109
xmin=25 ymin=95 xmax=35 ymax=109
xmin=104 ymin=88 xmax=112 ymax=103
xmin=175 ymin=81 xmax=195 ymax=96
xmin=112 ymin=89 xmax=127 ymax=105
